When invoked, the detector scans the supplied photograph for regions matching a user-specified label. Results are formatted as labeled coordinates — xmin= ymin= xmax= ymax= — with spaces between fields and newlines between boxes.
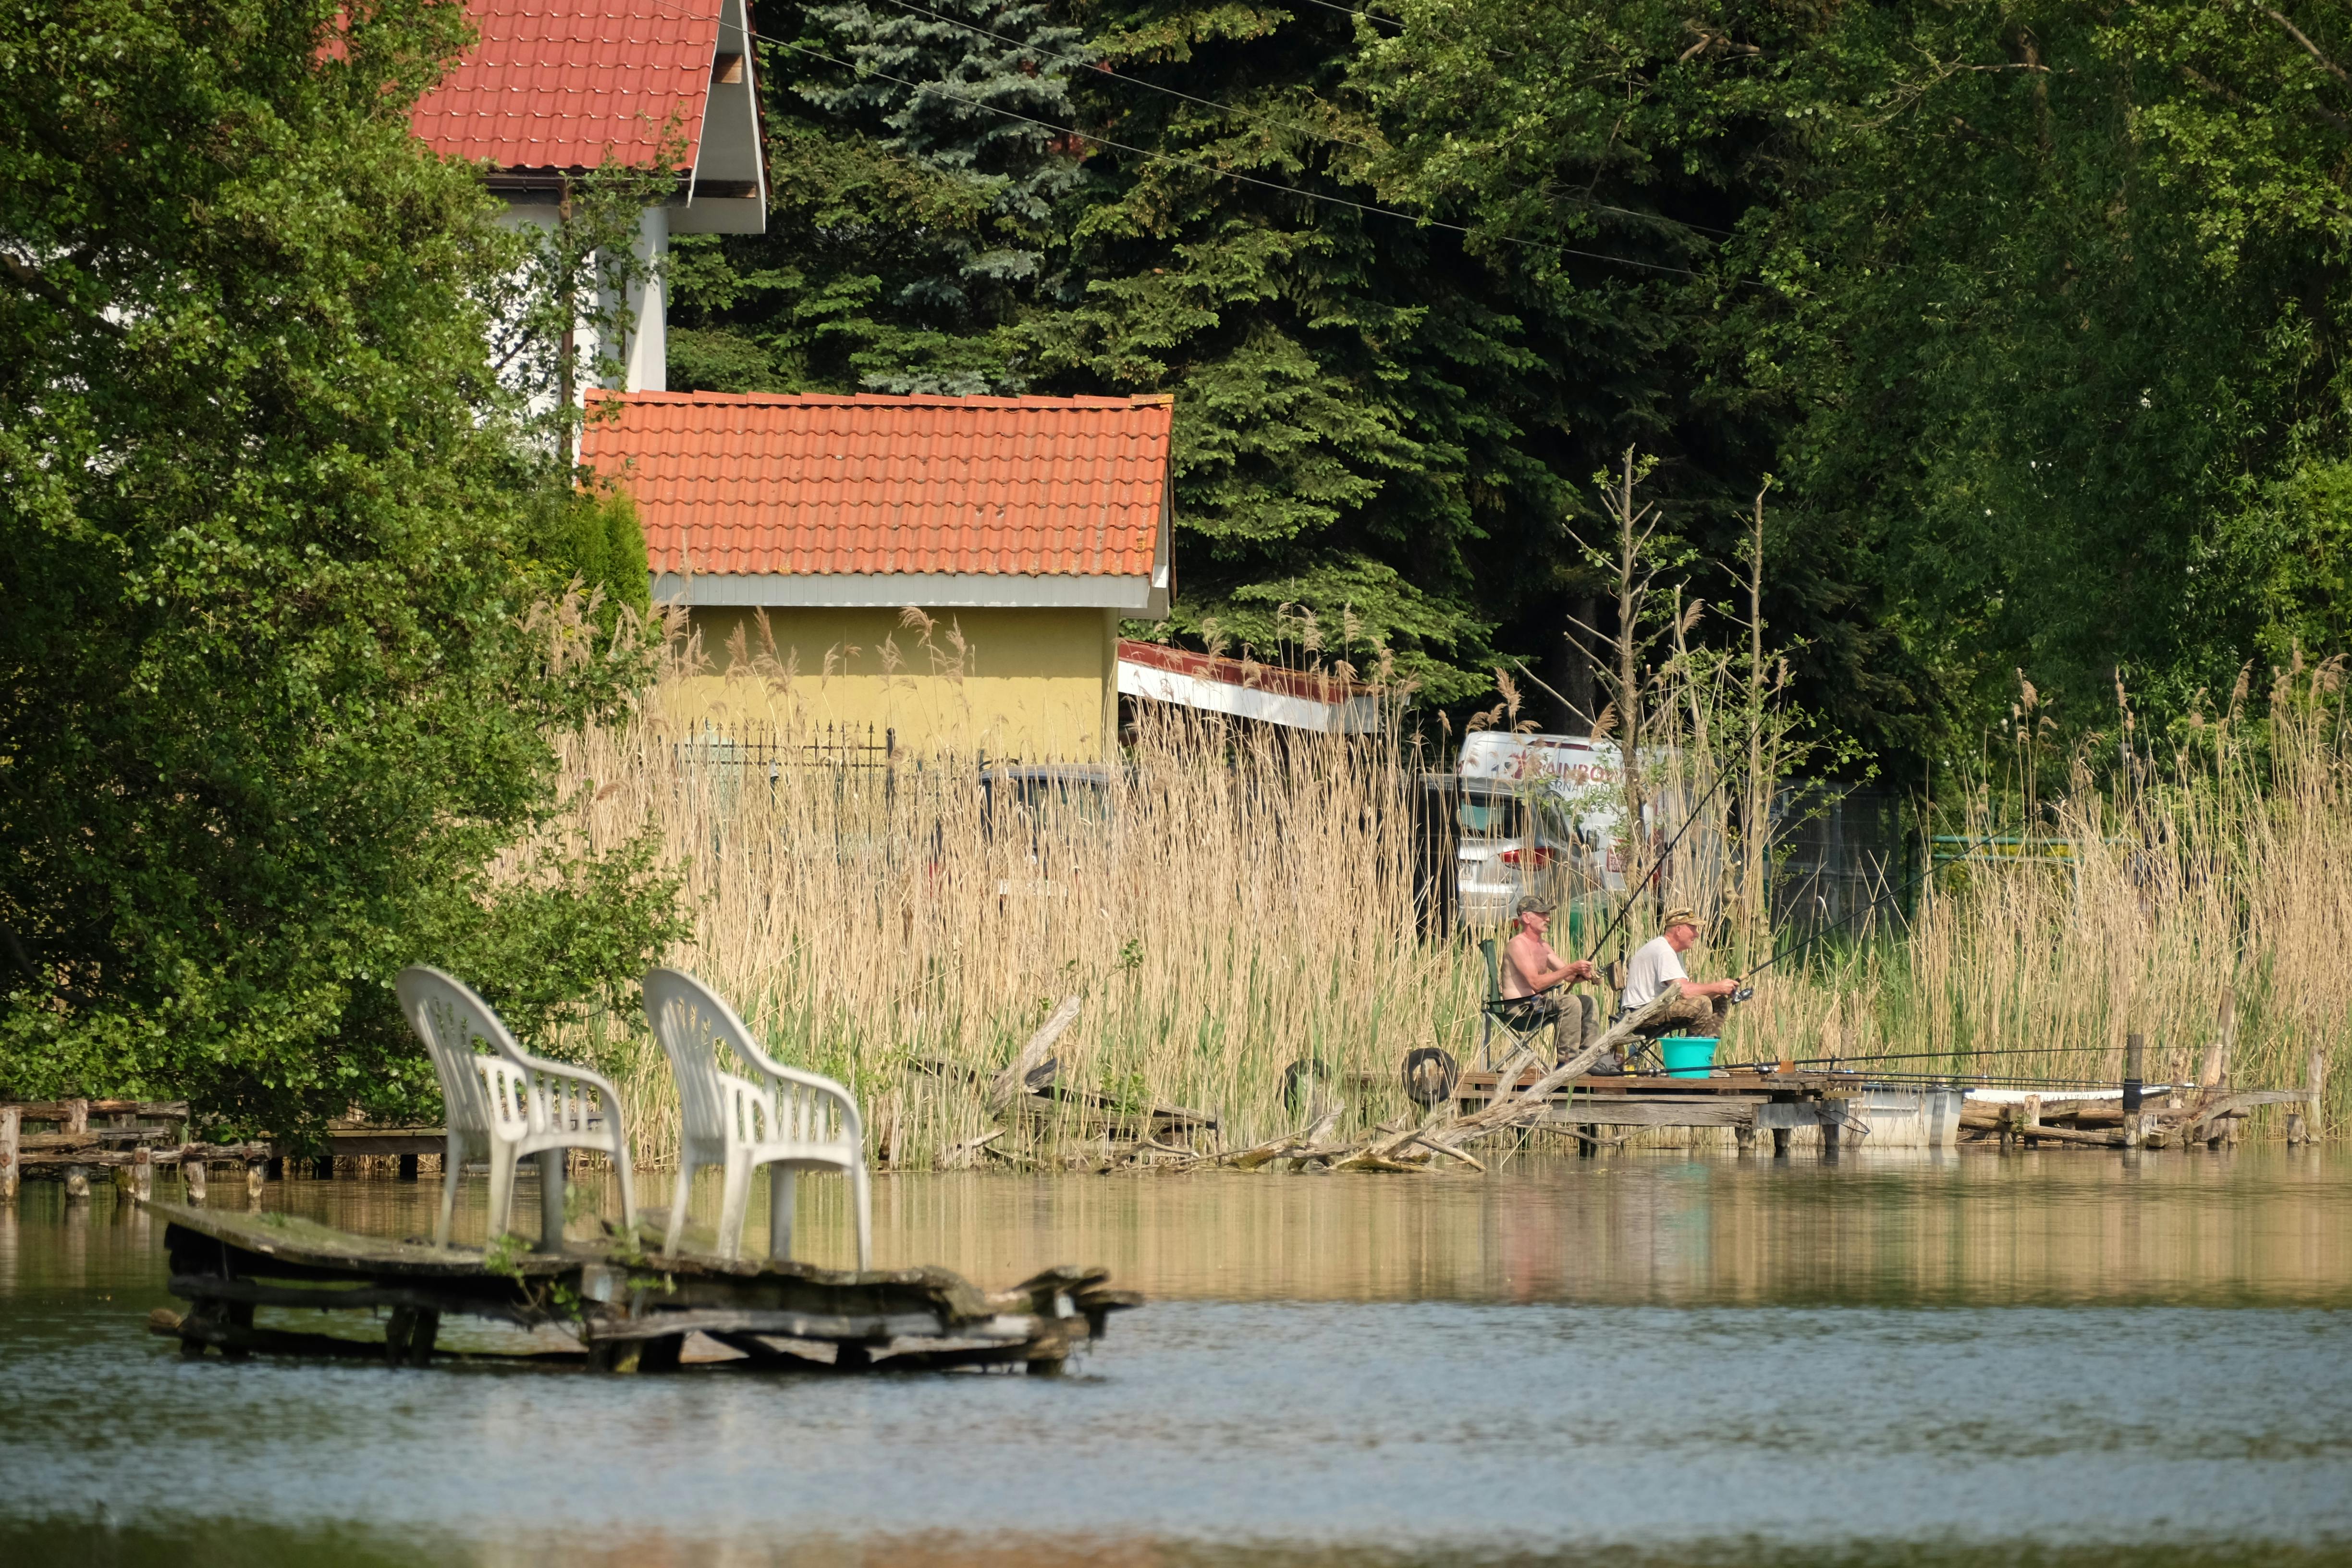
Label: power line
xmin=865 ymin=0 xmax=1733 ymax=241
xmin=869 ymin=0 xmax=1381 ymax=149
xmin=760 ymin=30 xmax=1735 ymax=282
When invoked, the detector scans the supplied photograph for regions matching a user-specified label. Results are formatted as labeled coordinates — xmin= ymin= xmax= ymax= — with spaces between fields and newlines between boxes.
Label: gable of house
xmin=409 ymin=0 xmax=764 ymax=234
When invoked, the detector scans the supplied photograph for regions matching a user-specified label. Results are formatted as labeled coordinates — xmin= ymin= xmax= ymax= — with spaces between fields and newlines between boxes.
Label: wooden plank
xmin=148 ymin=1306 xmax=580 ymax=1364
xmin=588 ymin=1309 xmax=970 ymax=1343
xmin=146 ymin=1200 xmax=574 ymax=1279
xmin=327 ymin=1128 xmax=446 ymax=1157
xmin=1529 ymin=1098 xmax=1763 ymax=1128
xmin=169 ymin=1274 xmax=545 ymax=1326
xmin=1458 ymin=1071 xmax=1788 ymax=1097
xmin=3 ymin=1099 xmax=188 ymax=1121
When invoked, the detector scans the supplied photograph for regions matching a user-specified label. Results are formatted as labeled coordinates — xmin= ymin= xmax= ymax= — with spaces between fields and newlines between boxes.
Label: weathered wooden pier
xmin=1453 ymin=1060 xmax=2324 ymax=1153
xmin=142 ymin=1200 xmax=1138 ymax=1373
xmin=0 ymin=1099 xmax=448 ymax=1204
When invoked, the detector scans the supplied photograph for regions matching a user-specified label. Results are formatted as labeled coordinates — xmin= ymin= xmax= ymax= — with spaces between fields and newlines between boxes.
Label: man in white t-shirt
xmin=1619 ymin=906 xmax=1738 ymax=1040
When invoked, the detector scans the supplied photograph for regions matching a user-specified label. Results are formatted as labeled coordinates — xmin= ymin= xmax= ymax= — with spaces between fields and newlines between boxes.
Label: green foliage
xmin=518 ymin=482 xmax=655 ymax=627
xmin=0 ymin=0 xmax=684 ymax=1142
xmin=686 ymin=0 xmax=2352 ymax=759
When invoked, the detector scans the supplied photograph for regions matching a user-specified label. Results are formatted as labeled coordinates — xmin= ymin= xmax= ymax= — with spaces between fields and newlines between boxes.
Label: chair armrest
xmin=735 ymin=1043 xmax=863 ymax=1147
xmin=498 ymin=1042 xmax=629 ymax=1141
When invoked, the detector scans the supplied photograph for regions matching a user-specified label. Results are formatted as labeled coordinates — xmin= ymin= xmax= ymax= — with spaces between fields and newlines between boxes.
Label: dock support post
xmin=537 ymin=1149 xmax=568 ymax=1251
xmin=1771 ymin=1127 xmax=1790 ymax=1158
xmin=1734 ymin=1123 xmax=1755 ymax=1156
xmin=245 ymin=1161 xmax=267 ymax=1203
xmin=182 ymin=1151 xmax=208 ymax=1204
xmin=0 ymin=1107 xmax=17 ymax=1203
xmin=2023 ymin=1094 xmax=2042 ymax=1149
xmin=2290 ymin=1047 xmax=2325 ymax=1146
xmin=125 ymin=1144 xmax=153 ymax=1203
xmin=2123 ymin=1034 xmax=2145 ymax=1149
xmin=65 ymin=1165 xmax=92 ymax=1201
xmin=1820 ymin=1122 xmax=1841 ymax=1159
xmin=1578 ymin=1123 xmax=1599 ymax=1158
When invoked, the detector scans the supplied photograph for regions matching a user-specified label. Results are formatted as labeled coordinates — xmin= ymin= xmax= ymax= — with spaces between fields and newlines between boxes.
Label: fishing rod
xmin=1580 ymin=769 xmax=1736 ymax=966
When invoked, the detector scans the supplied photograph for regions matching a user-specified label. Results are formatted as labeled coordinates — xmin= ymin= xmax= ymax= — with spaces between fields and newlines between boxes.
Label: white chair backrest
xmin=395 ymin=967 xmax=522 ymax=1138
xmin=643 ymin=968 xmax=857 ymax=1148
xmin=642 ymin=968 xmax=739 ymax=1147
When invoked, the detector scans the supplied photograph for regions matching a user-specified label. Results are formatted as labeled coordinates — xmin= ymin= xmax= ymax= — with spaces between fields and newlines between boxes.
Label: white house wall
xmin=673 ymin=0 xmax=766 ymax=235
xmin=492 ymin=203 xmax=669 ymax=399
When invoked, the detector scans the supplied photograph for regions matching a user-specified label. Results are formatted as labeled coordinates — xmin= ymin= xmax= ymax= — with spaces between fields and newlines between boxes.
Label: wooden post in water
xmin=127 ymin=1143 xmax=153 ymax=1203
xmin=245 ymin=1161 xmax=267 ymax=1203
xmin=182 ymin=1149 xmax=208 ymax=1204
xmin=2022 ymin=1094 xmax=2042 ymax=1149
xmin=1734 ymin=1123 xmax=1756 ymax=1155
xmin=0 ymin=1106 xmax=18 ymax=1202
xmin=2200 ymin=983 xmax=2236 ymax=1089
xmin=2289 ymin=1047 xmax=2326 ymax=1145
xmin=65 ymin=1165 xmax=92 ymax=1201
xmin=2122 ymin=1034 xmax=2145 ymax=1149
xmin=1771 ymin=1126 xmax=1791 ymax=1157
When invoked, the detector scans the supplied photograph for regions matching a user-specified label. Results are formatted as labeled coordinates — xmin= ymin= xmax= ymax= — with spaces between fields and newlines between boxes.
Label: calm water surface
xmin=3 ymin=1147 xmax=2350 ymax=1568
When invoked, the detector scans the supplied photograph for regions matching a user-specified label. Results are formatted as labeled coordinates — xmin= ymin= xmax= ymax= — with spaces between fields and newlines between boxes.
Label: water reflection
xmin=235 ymin=1145 xmax=2349 ymax=1307
xmin=2 ymin=1150 xmax=2349 ymax=1567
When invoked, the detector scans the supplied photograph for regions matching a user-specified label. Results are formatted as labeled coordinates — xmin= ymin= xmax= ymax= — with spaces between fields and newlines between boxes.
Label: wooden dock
xmin=141 ymin=1201 xmax=1139 ymax=1374
xmin=1454 ymin=1066 xmax=2317 ymax=1152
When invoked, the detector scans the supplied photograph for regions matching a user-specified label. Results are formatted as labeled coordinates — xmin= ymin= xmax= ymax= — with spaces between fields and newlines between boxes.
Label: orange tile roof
xmin=410 ymin=0 xmax=717 ymax=172
xmin=582 ymin=390 xmax=1174 ymax=579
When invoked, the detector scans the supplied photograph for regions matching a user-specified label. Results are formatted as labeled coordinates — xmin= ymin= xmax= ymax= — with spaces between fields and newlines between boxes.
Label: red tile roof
xmin=410 ymin=0 xmax=718 ymax=172
xmin=582 ymin=390 xmax=1174 ymax=579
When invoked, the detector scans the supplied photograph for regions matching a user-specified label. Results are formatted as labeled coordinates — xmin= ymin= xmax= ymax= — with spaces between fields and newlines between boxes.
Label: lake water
xmin=4 ymin=1147 xmax=2350 ymax=1567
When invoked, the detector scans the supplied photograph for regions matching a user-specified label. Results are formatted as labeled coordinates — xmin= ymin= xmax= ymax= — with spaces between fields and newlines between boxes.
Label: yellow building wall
xmin=660 ymin=605 xmax=1119 ymax=761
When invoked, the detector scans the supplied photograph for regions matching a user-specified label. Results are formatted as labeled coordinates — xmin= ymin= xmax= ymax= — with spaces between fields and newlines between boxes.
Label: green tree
xmin=0 ymin=0 xmax=683 ymax=1141
xmin=668 ymin=0 xmax=1091 ymax=394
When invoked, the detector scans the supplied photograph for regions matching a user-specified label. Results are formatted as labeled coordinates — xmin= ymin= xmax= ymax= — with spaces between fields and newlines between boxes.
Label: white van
xmin=1452 ymin=731 xmax=1636 ymax=926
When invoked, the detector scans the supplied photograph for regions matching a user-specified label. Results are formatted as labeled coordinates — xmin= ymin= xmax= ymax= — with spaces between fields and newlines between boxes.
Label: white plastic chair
xmin=642 ymin=967 xmax=871 ymax=1268
xmin=395 ymin=966 xmax=638 ymax=1248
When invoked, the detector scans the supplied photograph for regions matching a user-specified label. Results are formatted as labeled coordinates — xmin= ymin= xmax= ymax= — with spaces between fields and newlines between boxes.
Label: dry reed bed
xmin=539 ymin=669 xmax=2345 ymax=1169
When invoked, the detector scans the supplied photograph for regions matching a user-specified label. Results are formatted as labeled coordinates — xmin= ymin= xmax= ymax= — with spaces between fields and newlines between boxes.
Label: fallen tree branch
xmin=986 ymin=996 xmax=1083 ymax=1111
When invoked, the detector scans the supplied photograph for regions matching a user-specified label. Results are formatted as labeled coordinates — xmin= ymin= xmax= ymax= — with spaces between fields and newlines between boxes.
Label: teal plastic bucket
xmin=1660 ymin=1037 xmax=1718 ymax=1078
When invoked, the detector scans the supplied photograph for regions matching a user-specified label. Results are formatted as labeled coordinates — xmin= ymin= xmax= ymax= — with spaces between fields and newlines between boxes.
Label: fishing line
xmin=1578 ymin=770 xmax=1736 ymax=965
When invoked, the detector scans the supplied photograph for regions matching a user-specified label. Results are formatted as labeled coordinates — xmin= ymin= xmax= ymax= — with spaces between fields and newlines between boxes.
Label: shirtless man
xmin=1502 ymin=895 xmax=1598 ymax=1004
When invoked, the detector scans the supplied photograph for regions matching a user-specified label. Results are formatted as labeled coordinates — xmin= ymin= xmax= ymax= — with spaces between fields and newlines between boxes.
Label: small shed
xmin=583 ymin=389 xmax=1174 ymax=760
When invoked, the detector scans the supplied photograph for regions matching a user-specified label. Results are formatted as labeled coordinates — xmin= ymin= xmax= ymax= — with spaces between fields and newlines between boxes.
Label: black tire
xmin=1402 ymin=1046 xmax=1459 ymax=1108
